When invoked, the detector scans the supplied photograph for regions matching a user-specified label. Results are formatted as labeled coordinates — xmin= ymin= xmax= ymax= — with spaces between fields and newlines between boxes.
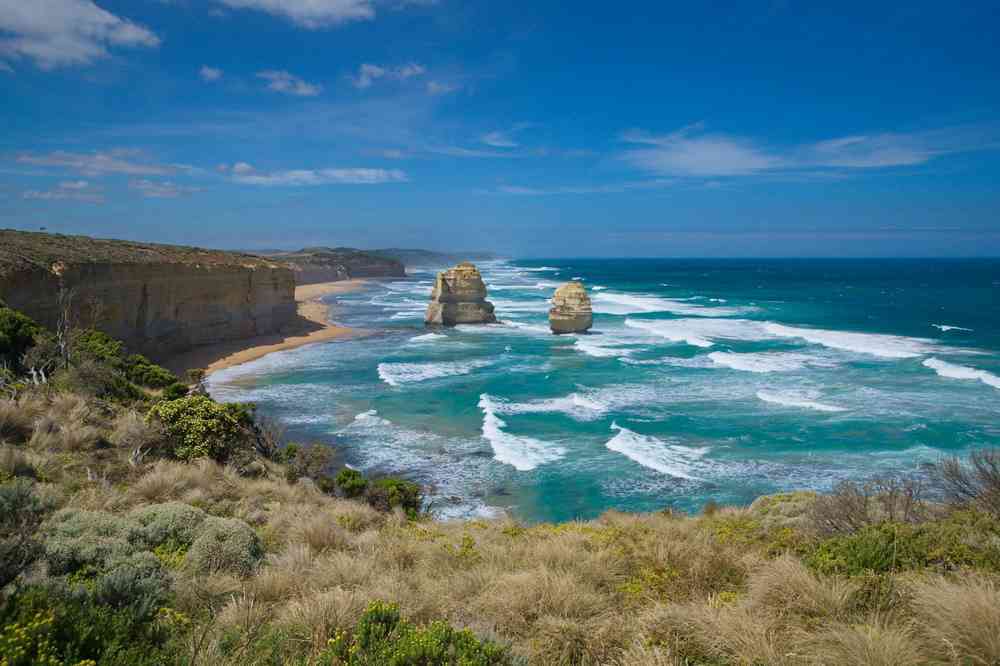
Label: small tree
xmin=936 ymin=448 xmax=1000 ymax=517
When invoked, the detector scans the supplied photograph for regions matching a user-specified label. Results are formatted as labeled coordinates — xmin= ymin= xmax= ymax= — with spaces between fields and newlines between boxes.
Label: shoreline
xmin=163 ymin=279 xmax=368 ymax=378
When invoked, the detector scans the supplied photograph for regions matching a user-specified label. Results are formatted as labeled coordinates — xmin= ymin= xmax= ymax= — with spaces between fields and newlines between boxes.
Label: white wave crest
xmin=605 ymin=423 xmax=708 ymax=480
xmin=408 ymin=332 xmax=446 ymax=344
xmin=763 ymin=323 xmax=934 ymax=359
xmin=378 ymin=359 xmax=491 ymax=386
xmin=932 ymin=324 xmax=973 ymax=333
xmin=484 ymin=392 xmax=607 ymax=421
xmin=624 ymin=318 xmax=769 ymax=347
xmin=756 ymin=390 xmax=847 ymax=412
xmin=923 ymin=358 xmax=1000 ymax=389
xmin=708 ymin=351 xmax=818 ymax=373
xmin=593 ymin=291 xmax=748 ymax=317
xmin=478 ymin=394 xmax=566 ymax=471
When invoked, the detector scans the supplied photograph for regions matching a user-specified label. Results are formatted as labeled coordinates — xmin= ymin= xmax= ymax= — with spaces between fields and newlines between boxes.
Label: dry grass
xmin=911 ymin=575 xmax=1000 ymax=664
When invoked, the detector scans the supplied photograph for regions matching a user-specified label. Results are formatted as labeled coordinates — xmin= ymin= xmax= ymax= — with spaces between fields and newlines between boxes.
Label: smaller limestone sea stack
xmin=549 ymin=281 xmax=593 ymax=334
xmin=425 ymin=262 xmax=497 ymax=326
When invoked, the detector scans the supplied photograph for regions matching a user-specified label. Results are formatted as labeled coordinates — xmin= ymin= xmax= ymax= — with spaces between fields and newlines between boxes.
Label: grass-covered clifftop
xmin=2 ymin=302 xmax=1000 ymax=665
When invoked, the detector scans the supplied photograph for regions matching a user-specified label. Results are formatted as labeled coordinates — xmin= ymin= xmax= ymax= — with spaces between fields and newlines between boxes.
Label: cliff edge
xmin=0 ymin=230 xmax=296 ymax=361
xmin=264 ymin=247 xmax=405 ymax=284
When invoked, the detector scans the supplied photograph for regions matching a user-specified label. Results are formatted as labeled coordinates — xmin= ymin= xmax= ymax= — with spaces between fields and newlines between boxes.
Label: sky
xmin=1 ymin=0 xmax=999 ymax=257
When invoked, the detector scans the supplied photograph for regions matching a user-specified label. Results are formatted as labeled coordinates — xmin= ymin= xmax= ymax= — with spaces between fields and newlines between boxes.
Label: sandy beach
xmin=164 ymin=280 xmax=368 ymax=378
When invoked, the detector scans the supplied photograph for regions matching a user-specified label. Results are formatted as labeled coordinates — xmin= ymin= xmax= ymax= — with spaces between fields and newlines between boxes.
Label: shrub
xmin=0 ymin=479 xmax=50 ymax=588
xmin=71 ymin=328 xmax=124 ymax=367
xmin=130 ymin=501 xmax=207 ymax=549
xmin=365 ymin=477 xmax=422 ymax=517
xmin=147 ymin=395 xmax=255 ymax=461
xmin=336 ymin=468 xmax=368 ymax=499
xmin=0 ymin=306 xmax=43 ymax=371
xmin=53 ymin=360 xmax=145 ymax=403
xmin=810 ymin=476 xmax=925 ymax=536
xmin=124 ymin=354 xmax=177 ymax=389
xmin=185 ymin=517 xmax=263 ymax=577
xmin=109 ymin=410 xmax=166 ymax=455
xmin=0 ymin=398 xmax=37 ymax=442
xmin=283 ymin=443 xmax=335 ymax=483
xmin=93 ymin=551 xmax=170 ymax=610
xmin=937 ymin=448 xmax=1000 ymax=517
xmin=160 ymin=382 xmax=188 ymax=401
xmin=320 ymin=601 xmax=512 ymax=665
xmin=42 ymin=508 xmax=143 ymax=575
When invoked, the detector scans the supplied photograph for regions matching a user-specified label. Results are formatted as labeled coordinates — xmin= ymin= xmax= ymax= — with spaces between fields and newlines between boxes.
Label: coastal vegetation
xmin=2 ymin=302 xmax=1000 ymax=664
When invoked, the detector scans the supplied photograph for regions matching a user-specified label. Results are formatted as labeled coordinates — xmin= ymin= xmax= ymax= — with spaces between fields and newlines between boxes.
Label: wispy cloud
xmin=0 ymin=0 xmax=159 ymax=70
xmin=130 ymin=178 xmax=202 ymax=198
xmin=622 ymin=122 xmax=1000 ymax=178
xmin=216 ymin=0 xmax=375 ymax=29
xmin=199 ymin=65 xmax=223 ymax=82
xmin=257 ymin=69 xmax=322 ymax=96
xmin=496 ymin=179 xmax=674 ymax=196
xmin=16 ymin=149 xmax=175 ymax=176
xmin=221 ymin=162 xmax=407 ymax=186
xmin=425 ymin=80 xmax=457 ymax=95
xmin=352 ymin=62 xmax=425 ymax=88
xmin=480 ymin=123 xmax=535 ymax=148
xmin=22 ymin=179 xmax=104 ymax=203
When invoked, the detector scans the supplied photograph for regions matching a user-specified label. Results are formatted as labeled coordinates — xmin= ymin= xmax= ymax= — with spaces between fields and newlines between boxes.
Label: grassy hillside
xmin=2 ymin=302 xmax=1000 ymax=665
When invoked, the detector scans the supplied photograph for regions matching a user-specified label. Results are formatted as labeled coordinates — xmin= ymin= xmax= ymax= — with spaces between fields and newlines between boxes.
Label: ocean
xmin=207 ymin=258 xmax=1000 ymax=523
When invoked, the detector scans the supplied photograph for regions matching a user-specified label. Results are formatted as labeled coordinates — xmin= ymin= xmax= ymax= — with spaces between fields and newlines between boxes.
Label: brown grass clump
xmin=911 ymin=575 xmax=1000 ymax=664
xmin=802 ymin=622 xmax=925 ymax=666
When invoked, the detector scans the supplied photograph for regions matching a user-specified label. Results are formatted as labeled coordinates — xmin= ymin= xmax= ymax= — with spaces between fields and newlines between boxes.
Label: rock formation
xmin=425 ymin=262 xmax=497 ymax=326
xmin=0 ymin=230 xmax=296 ymax=361
xmin=549 ymin=281 xmax=593 ymax=334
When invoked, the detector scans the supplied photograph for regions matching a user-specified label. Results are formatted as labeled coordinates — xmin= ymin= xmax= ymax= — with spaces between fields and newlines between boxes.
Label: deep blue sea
xmin=208 ymin=259 xmax=1000 ymax=523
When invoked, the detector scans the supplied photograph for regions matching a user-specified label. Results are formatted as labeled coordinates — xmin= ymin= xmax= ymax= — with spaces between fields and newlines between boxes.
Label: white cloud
xmin=228 ymin=163 xmax=407 ymax=186
xmin=353 ymin=62 xmax=425 ymax=88
xmin=257 ymin=69 xmax=322 ymax=96
xmin=216 ymin=0 xmax=375 ymax=29
xmin=481 ymin=131 xmax=518 ymax=148
xmin=622 ymin=123 xmax=1000 ymax=178
xmin=17 ymin=149 xmax=175 ymax=176
xmin=496 ymin=179 xmax=674 ymax=196
xmin=22 ymin=179 xmax=103 ymax=203
xmin=426 ymin=80 xmax=457 ymax=95
xmin=199 ymin=65 xmax=223 ymax=82
xmin=0 ymin=0 xmax=159 ymax=69
xmin=130 ymin=179 xmax=201 ymax=198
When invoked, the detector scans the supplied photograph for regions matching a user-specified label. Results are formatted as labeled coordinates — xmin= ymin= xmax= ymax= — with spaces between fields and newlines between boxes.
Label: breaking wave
xmin=378 ymin=359 xmax=492 ymax=386
xmin=478 ymin=395 xmax=566 ymax=471
xmin=756 ymin=390 xmax=847 ymax=412
xmin=923 ymin=358 xmax=1000 ymax=390
xmin=605 ymin=423 xmax=709 ymax=480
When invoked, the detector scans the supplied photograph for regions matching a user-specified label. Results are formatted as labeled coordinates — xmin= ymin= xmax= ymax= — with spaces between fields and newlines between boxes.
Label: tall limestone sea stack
xmin=425 ymin=262 xmax=497 ymax=326
xmin=549 ymin=281 xmax=593 ymax=334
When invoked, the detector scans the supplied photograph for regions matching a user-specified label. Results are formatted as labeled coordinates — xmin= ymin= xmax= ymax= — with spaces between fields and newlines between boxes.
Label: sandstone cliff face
xmin=0 ymin=231 xmax=296 ymax=361
xmin=425 ymin=262 xmax=497 ymax=326
xmin=549 ymin=281 xmax=593 ymax=334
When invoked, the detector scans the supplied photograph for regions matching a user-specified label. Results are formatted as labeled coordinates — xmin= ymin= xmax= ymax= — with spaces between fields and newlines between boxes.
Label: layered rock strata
xmin=0 ymin=230 xmax=296 ymax=361
xmin=549 ymin=281 xmax=593 ymax=334
xmin=425 ymin=262 xmax=497 ymax=326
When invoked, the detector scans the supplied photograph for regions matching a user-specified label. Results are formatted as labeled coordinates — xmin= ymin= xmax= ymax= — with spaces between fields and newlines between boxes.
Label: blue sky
xmin=2 ymin=0 xmax=999 ymax=256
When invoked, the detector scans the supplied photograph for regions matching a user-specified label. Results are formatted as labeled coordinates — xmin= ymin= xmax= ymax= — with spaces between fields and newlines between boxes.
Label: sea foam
xmin=923 ymin=358 xmax=1000 ymax=390
xmin=932 ymin=324 xmax=973 ymax=333
xmin=605 ymin=423 xmax=708 ymax=480
xmin=756 ymin=390 xmax=847 ymax=412
xmin=378 ymin=359 xmax=491 ymax=386
xmin=708 ymin=351 xmax=817 ymax=373
xmin=478 ymin=394 xmax=566 ymax=471
xmin=593 ymin=292 xmax=747 ymax=317
xmin=484 ymin=392 xmax=607 ymax=421
xmin=763 ymin=323 xmax=934 ymax=359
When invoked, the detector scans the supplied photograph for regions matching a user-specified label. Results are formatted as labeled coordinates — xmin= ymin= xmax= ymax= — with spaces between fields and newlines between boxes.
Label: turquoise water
xmin=208 ymin=259 xmax=1000 ymax=523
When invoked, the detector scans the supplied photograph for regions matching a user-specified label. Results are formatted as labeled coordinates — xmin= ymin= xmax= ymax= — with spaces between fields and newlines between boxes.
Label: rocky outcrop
xmin=549 ymin=281 xmax=593 ymax=334
xmin=0 ymin=230 xmax=296 ymax=361
xmin=265 ymin=247 xmax=405 ymax=285
xmin=425 ymin=262 xmax=497 ymax=326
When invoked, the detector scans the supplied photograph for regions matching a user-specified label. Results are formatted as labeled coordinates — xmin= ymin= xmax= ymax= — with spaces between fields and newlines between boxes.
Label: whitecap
xmin=593 ymin=292 xmax=748 ymax=317
xmin=923 ymin=358 xmax=1000 ymax=390
xmin=478 ymin=394 xmax=566 ymax=471
xmin=763 ymin=323 xmax=934 ymax=359
xmin=932 ymin=324 xmax=973 ymax=333
xmin=625 ymin=318 xmax=768 ymax=347
xmin=756 ymin=390 xmax=846 ymax=412
xmin=377 ymin=359 xmax=491 ymax=386
xmin=708 ymin=351 xmax=823 ymax=373
xmin=484 ymin=392 xmax=607 ymax=421
xmin=408 ymin=332 xmax=447 ymax=344
xmin=605 ymin=422 xmax=709 ymax=480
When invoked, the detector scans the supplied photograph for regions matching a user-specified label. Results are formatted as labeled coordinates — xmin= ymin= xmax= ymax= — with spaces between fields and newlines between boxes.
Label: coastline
xmin=163 ymin=279 xmax=368 ymax=378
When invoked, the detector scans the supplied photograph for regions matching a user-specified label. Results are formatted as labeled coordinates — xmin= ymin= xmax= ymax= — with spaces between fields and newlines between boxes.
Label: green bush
xmin=93 ymin=552 xmax=169 ymax=610
xmin=366 ymin=477 xmax=423 ymax=518
xmin=147 ymin=395 xmax=255 ymax=461
xmin=0 ymin=585 xmax=173 ymax=666
xmin=185 ymin=517 xmax=263 ymax=577
xmin=71 ymin=329 xmax=124 ymax=367
xmin=42 ymin=509 xmax=143 ymax=575
xmin=160 ymin=382 xmax=188 ymax=401
xmin=320 ymin=601 xmax=512 ymax=665
xmin=124 ymin=354 xmax=177 ymax=389
xmin=283 ymin=443 xmax=335 ymax=483
xmin=53 ymin=360 xmax=145 ymax=404
xmin=0 ymin=306 xmax=43 ymax=372
xmin=806 ymin=512 xmax=1000 ymax=576
xmin=0 ymin=479 xmax=51 ymax=588
xmin=335 ymin=468 xmax=368 ymax=498
xmin=130 ymin=501 xmax=207 ymax=549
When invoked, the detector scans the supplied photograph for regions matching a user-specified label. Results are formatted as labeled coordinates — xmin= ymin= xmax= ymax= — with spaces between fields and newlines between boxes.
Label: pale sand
xmin=163 ymin=280 xmax=368 ymax=378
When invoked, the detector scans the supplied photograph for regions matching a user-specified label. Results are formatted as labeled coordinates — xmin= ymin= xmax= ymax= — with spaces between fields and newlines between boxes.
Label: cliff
xmin=265 ymin=247 xmax=406 ymax=284
xmin=0 ymin=230 xmax=296 ymax=361
xmin=425 ymin=262 xmax=497 ymax=326
xmin=549 ymin=281 xmax=593 ymax=334
xmin=373 ymin=248 xmax=497 ymax=268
